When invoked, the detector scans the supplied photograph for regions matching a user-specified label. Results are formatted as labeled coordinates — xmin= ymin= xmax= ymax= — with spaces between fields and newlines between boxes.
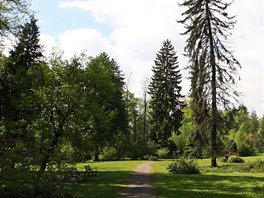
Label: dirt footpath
xmin=118 ymin=162 xmax=156 ymax=198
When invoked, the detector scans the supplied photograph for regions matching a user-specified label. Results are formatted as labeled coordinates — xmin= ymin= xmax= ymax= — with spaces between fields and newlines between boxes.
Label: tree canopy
xmin=148 ymin=39 xmax=184 ymax=150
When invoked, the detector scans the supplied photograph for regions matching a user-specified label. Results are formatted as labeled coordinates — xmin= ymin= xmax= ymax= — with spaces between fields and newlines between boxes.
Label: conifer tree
xmin=0 ymin=17 xmax=44 ymax=168
xmin=3 ymin=16 xmax=43 ymax=121
xmin=179 ymin=0 xmax=241 ymax=167
xmin=148 ymin=39 xmax=184 ymax=149
xmin=9 ymin=16 xmax=43 ymax=72
xmin=108 ymin=54 xmax=128 ymax=134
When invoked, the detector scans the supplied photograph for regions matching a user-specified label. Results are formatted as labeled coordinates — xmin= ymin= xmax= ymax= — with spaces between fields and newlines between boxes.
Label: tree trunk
xmin=94 ymin=150 xmax=100 ymax=161
xmin=40 ymin=154 xmax=50 ymax=172
xmin=143 ymin=93 xmax=147 ymax=143
xmin=206 ymin=0 xmax=217 ymax=167
xmin=39 ymin=123 xmax=64 ymax=172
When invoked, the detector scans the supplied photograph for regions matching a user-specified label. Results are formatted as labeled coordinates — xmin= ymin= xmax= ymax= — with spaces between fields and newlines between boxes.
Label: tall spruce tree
xmin=0 ymin=17 xmax=44 ymax=169
xmin=9 ymin=17 xmax=43 ymax=72
xmin=179 ymin=0 xmax=241 ymax=167
xmin=3 ymin=16 xmax=43 ymax=121
xmin=148 ymin=39 xmax=184 ymax=149
xmin=108 ymin=54 xmax=128 ymax=135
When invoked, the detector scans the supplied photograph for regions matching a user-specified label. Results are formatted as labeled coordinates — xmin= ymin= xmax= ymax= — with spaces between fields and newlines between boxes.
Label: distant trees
xmin=226 ymin=107 xmax=259 ymax=156
xmin=85 ymin=53 xmax=128 ymax=160
xmin=256 ymin=115 xmax=264 ymax=152
xmin=148 ymin=39 xmax=184 ymax=150
xmin=1 ymin=0 xmax=262 ymax=175
xmin=179 ymin=0 xmax=241 ymax=167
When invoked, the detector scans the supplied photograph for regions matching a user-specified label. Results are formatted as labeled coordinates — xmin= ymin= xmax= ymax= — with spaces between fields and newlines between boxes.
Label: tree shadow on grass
xmin=153 ymin=173 xmax=264 ymax=198
xmin=118 ymin=172 xmax=155 ymax=198
xmin=68 ymin=170 xmax=134 ymax=198
xmin=0 ymin=170 xmax=133 ymax=198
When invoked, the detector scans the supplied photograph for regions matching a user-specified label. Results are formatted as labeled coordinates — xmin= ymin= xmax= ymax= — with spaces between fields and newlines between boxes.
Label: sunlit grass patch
xmin=67 ymin=160 xmax=147 ymax=198
xmin=152 ymin=156 xmax=264 ymax=198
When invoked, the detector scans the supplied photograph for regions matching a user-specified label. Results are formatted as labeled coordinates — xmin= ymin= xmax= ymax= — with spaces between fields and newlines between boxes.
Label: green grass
xmin=0 ymin=160 xmax=146 ymax=198
xmin=1 ymin=156 xmax=264 ymax=197
xmin=67 ymin=160 xmax=147 ymax=197
xmin=152 ymin=156 xmax=264 ymax=198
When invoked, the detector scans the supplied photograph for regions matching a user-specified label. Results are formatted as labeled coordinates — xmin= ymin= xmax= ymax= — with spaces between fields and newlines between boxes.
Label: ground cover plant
xmin=152 ymin=155 xmax=264 ymax=198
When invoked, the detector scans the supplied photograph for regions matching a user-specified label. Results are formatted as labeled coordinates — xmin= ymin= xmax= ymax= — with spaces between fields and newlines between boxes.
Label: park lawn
xmin=66 ymin=160 xmax=147 ymax=198
xmin=1 ymin=157 xmax=264 ymax=197
xmin=0 ymin=160 xmax=146 ymax=198
xmin=152 ymin=156 xmax=264 ymax=198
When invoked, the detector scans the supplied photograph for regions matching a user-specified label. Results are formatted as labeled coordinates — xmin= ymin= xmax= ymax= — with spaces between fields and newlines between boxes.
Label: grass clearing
xmin=1 ymin=156 xmax=264 ymax=197
xmin=68 ymin=160 xmax=147 ymax=197
xmin=152 ymin=156 xmax=264 ymax=198
xmin=0 ymin=160 xmax=146 ymax=198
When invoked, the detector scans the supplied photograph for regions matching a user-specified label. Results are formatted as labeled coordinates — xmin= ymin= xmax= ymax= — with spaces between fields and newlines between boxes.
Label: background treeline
xmin=1 ymin=17 xmax=263 ymax=173
xmin=1 ymin=1 xmax=264 ymax=173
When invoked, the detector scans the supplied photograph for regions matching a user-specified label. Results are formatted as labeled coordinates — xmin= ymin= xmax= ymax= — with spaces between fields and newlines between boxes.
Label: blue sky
xmin=31 ymin=0 xmax=113 ymax=36
xmin=30 ymin=0 xmax=264 ymax=117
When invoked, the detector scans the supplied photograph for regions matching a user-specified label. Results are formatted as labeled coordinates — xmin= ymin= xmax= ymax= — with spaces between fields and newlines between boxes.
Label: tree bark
xmin=39 ymin=107 xmax=69 ymax=172
xmin=206 ymin=0 xmax=217 ymax=167
xmin=39 ymin=128 xmax=63 ymax=172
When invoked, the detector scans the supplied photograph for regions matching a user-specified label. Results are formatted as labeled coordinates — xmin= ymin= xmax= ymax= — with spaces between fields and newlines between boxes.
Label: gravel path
xmin=118 ymin=162 xmax=156 ymax=198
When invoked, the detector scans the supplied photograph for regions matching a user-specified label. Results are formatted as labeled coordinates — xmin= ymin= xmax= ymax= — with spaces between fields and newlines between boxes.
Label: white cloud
xmin=57 ymin=28 xmax=114 ymax=58
xmin=38 ymin=0 xmax=264 ymax=116
xmin=39 ymin=34 xmax=56 ymax=57
xmin=1 ymin=34 xmax=16 ymax=55
xmin=59 ymin=0 xmax=188 ymax=97
xmin=230 ymin=0 xmax=264 ymax=116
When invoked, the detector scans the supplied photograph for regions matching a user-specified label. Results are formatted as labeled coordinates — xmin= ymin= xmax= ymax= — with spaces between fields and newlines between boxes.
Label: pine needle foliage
xmin=178 ymin=0 xmax=241 ymax=167
xmin=148 ymin=39 xmax=184 ymax=148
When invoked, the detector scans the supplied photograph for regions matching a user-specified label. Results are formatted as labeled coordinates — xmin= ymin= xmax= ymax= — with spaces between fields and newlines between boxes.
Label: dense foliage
xmin=0 ymin=18 xmax=131 ymax=171
xmin=0 ymin=2 xmax=263 ymax=197
xmin=148 ymin=39 xmax=184 ymax=151
xmin=0 ymin=0 xmax=263 ymax=197
xmin=167 ymin=158 xmax=200 ymax=174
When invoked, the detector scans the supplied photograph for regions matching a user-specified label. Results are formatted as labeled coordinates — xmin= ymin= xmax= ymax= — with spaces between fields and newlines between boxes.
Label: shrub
xmin=128 ymin=141 xmax=153 ymax=159
xmin=156 ymin=147 xmax=170 ymax=159
xmin=167 ymin=158 xmax=200 ymax=174
xmin=143 ymin=155 xmax=159 ymax=161
xmin=238 ymin=143 xmax=254 ymax=156
xmin=228 ymin=156 xmax=244 ymax=163
xmin=100 ymin=147 xmax=118 ymax=160
xmin=183 ymin=147 xmax=193 ymax=157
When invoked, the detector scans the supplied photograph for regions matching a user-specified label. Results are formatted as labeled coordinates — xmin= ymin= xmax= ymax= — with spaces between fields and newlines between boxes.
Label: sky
xmin=30 ymin=0 xmax=264 ymax=117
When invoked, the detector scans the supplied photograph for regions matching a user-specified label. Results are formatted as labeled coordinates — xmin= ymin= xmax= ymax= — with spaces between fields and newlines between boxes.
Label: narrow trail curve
xmin=118 ymin=162 xmax=156 ymax=198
